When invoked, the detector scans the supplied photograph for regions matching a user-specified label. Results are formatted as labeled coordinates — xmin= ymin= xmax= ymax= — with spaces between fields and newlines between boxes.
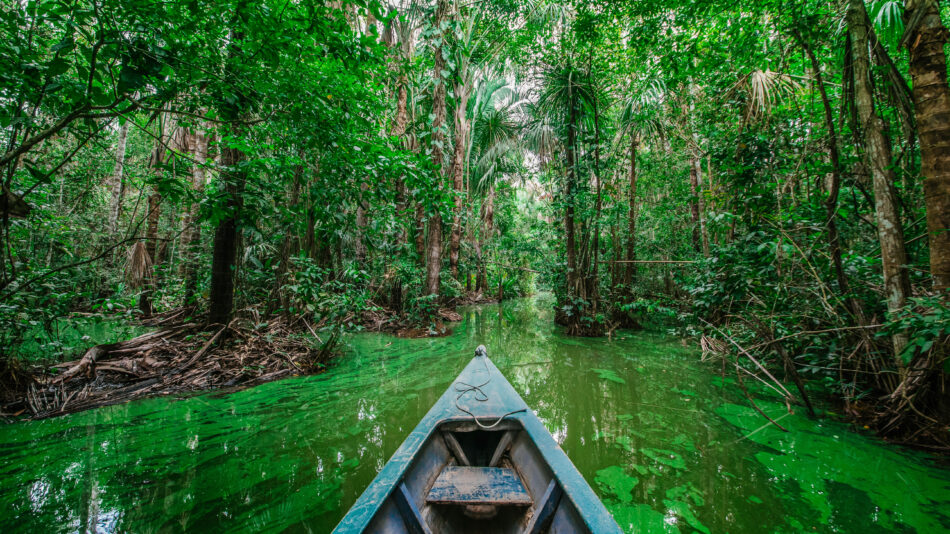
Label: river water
xmin=1 ymin=296 xmax=949 ymax=533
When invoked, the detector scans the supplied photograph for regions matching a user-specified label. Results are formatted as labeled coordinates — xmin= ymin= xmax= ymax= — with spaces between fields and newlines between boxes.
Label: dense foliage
xmin=1 ymin=0 xmax=949 ymax=444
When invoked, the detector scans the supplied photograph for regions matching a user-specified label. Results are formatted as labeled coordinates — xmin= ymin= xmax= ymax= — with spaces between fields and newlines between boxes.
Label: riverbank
xmin=1 ymin=314 xmax=338 ymax=419
xmin=1 ymin=296 xmax=947 ymax=533
xmin=1 ymin=297 xmax=481 ymax=420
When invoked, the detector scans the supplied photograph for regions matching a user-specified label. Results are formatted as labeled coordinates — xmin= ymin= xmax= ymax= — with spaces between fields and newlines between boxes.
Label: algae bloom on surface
xmin=0 ymin=296 xmax=949 ymax=534
xmin=595 ymin=465 xmax=639 ymax=503
xmin=592 ymin=368 xmax=627 ymax=384
xmin=716 ymin=400 xmax=950 ymax=533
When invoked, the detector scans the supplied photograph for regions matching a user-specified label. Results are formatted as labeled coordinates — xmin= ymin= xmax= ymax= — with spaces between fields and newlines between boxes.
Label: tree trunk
xmin=388 ymin=15 xmax=413 ymax=249
xmin=848 ymin=0 xmax=912 ymax=355
xmin=209 ymin=141 xmax=245 ymax=325
xmin=589 ymin=84 xmax=603 ymax=314
xmin=208 ymin=15 xmax=248 ymax=326
xmin=305 ymin=204 xmax=316 ymax=260
xmin=354 ymin=183 xmax=368 ymax=265
xmin=797 ymin=30 xmax=867 ymax=324
xmin=624 ymin=137 xmax=638 ymax=290
xmin=182 ymin=128 xmax=210 ymax=303
xmin=177 ymin=128 xmax=197 ymax=277
xmin=393 ymin=81 xmax=409 ymax=139
xmin=565 ymin=88 xmax=579 ymax=300
xmin=476 ymin=187 xmax=494 ymax=292
xmin=424 ymin=0 xmax=450 ymax=298
xmin=108 ymin=121 xmax=129 ymax=235
xmin=449 ymin=79 xmax=471 ymax=280
xmin=610 ymin=190 xmax=620 ymax=293
xmin=425 ymin=212 xmax=443 ymax=296
xmin=140 ymin=134 xmax=166 ymax=317
xmin=275 ymin=162 xmax=303 ymax=316
xmin=414 ymin=202 xmax=425 ymax=261
xmin=393 ymin=79 xmax=410 ymax=247
xmin=904 ymin=0 xmax=950 ymax=295
xmin=689 ymin=156 xmax=701 ymax=253
xmin=694 ymin=155 xmax=710 ymax=257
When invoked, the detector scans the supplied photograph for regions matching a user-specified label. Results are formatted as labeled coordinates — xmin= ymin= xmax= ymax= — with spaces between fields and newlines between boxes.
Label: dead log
xmin=170 ymin=325 xmax=228 ymax=375
xmin=55 ymin=328 xmax=179 ymax=383
xmin=55 ymin=343 xmax=117 ymax=382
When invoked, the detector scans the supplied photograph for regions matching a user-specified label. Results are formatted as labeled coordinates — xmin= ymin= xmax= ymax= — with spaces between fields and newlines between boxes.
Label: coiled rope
xmin=454 ymin=345 xmax=526 ymax=429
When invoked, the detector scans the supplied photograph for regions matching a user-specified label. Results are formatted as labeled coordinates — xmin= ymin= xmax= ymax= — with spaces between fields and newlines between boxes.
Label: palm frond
xmin=871 ymin=0 xmax=903 ymax=39
xmin=125 ymin=241 xmax=153 ymax=289
xmin=729 ymin=69 xmax=800 ymax=121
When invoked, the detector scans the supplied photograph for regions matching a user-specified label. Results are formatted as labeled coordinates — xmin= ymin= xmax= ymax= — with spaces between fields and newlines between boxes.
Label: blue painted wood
xmin=332 ymin=350 xmax=623 ymax=534
xmin=489 ymin=429 xmax=515 ymax=467
xmin=523 ymin=479 xmax=563 ymax=534
xmin=393 ymin=482 xmax=431 ymax=534
xmin=441 ymin=432 xmax=470 ymax=466
xmin=426 ymin=466 xmax=532 ymax=506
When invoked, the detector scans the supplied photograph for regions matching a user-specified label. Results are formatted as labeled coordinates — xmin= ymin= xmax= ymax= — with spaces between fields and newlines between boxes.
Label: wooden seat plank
xmin=426 ymin=466 xmax=532 ymax=506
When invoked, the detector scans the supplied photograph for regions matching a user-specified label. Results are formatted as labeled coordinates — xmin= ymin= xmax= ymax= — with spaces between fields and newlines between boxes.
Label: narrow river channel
xmin=1 ymin=296 xmax=949 ymax=533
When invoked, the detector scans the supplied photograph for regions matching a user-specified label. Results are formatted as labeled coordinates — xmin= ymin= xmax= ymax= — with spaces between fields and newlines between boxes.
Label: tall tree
xmin=180 ymin=127 xmax=210 ymax=303
xmin=140 ymin=120 xmax=168 ymax=317
xmin=847 ymin=0 xmax=912 ymax=354
xmin=624 ymin=135 xmax=638 ymax=289
xmin=902 ymin=0 xmax=950 ymax=295
xmin=108 ymin=121 xmax=129 ymax=235
xmin=424 ymin=0 xmax=451 ymax=297
xmin=448 ymin=68 xmax=472 ymax=281
xmin=208 ymin=4 xmax=249 ymax=326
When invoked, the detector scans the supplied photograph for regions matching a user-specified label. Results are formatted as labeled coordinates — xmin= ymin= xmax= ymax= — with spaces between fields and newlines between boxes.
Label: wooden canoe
xmin=332 ymin=346 xmax=622 ymax=533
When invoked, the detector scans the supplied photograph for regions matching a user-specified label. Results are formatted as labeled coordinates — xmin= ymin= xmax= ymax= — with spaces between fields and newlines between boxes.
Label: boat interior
xmin=364 ymin=418 xmax=589 ymax=534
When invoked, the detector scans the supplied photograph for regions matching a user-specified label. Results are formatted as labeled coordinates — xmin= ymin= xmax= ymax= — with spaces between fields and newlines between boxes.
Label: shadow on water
xmin=1 ymin=295 xmax=949 ymax=533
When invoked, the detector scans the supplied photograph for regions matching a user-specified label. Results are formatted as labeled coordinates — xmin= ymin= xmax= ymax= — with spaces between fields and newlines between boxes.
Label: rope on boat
xmin=454 ymin=345 xmax=526 ymax=429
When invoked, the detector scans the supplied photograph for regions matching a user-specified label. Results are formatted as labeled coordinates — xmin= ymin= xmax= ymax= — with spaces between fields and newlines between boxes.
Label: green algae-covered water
xmin=1 ymin=296 xmax=949 ymax=533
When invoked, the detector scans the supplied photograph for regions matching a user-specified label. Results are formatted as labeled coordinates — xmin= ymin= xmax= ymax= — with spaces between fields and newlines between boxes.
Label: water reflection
xmin=0 ymin=296 xmax=948 ymax=533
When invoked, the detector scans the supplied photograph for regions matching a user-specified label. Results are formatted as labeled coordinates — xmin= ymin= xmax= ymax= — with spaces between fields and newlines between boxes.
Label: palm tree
xmin=613 ymin=79 xmax=666 ymax=294
xmin=466 ymin=73 xmax=526 ymax=292
xmin=533 ymin=58 xmax=600 ymax=334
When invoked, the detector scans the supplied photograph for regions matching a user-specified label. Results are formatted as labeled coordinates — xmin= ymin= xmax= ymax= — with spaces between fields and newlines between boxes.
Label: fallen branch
xmin=700 ymin=318 xmax=796 ymax=402
xmin=55 ymin=343 xmax=117 ymax=383
xmin=173 ymin=324 xmax=229 ymax=375
xmin=735 ymin=360 xmax=789 ymax=432
xmin=56 ymin=328 xmax=182 ymax=383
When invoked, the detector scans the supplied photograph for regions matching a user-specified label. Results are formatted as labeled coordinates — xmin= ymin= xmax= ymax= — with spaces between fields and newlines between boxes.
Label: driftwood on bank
xmin=55 ymin=327 xmax=185 ymax=382
xmin=7 ymin=312 xmax=338 ymax=420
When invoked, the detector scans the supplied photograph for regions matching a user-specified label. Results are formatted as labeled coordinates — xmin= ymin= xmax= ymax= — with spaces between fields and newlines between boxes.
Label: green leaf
xmin=47 ymin=58 xmax=70 ymax=76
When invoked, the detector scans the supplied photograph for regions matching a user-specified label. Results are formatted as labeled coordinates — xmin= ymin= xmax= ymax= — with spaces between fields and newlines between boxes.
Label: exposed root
xmin=3 ymin=314 xmax=338 ymax=420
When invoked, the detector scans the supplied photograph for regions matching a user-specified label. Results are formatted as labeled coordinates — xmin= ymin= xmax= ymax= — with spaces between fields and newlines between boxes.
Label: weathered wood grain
xmin=426 ymin=466 xmax=532 ymax=506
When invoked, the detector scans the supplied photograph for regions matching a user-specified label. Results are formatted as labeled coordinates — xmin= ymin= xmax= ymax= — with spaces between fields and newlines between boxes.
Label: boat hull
xmin=333 ymin=351 xmax=621 ymax=533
